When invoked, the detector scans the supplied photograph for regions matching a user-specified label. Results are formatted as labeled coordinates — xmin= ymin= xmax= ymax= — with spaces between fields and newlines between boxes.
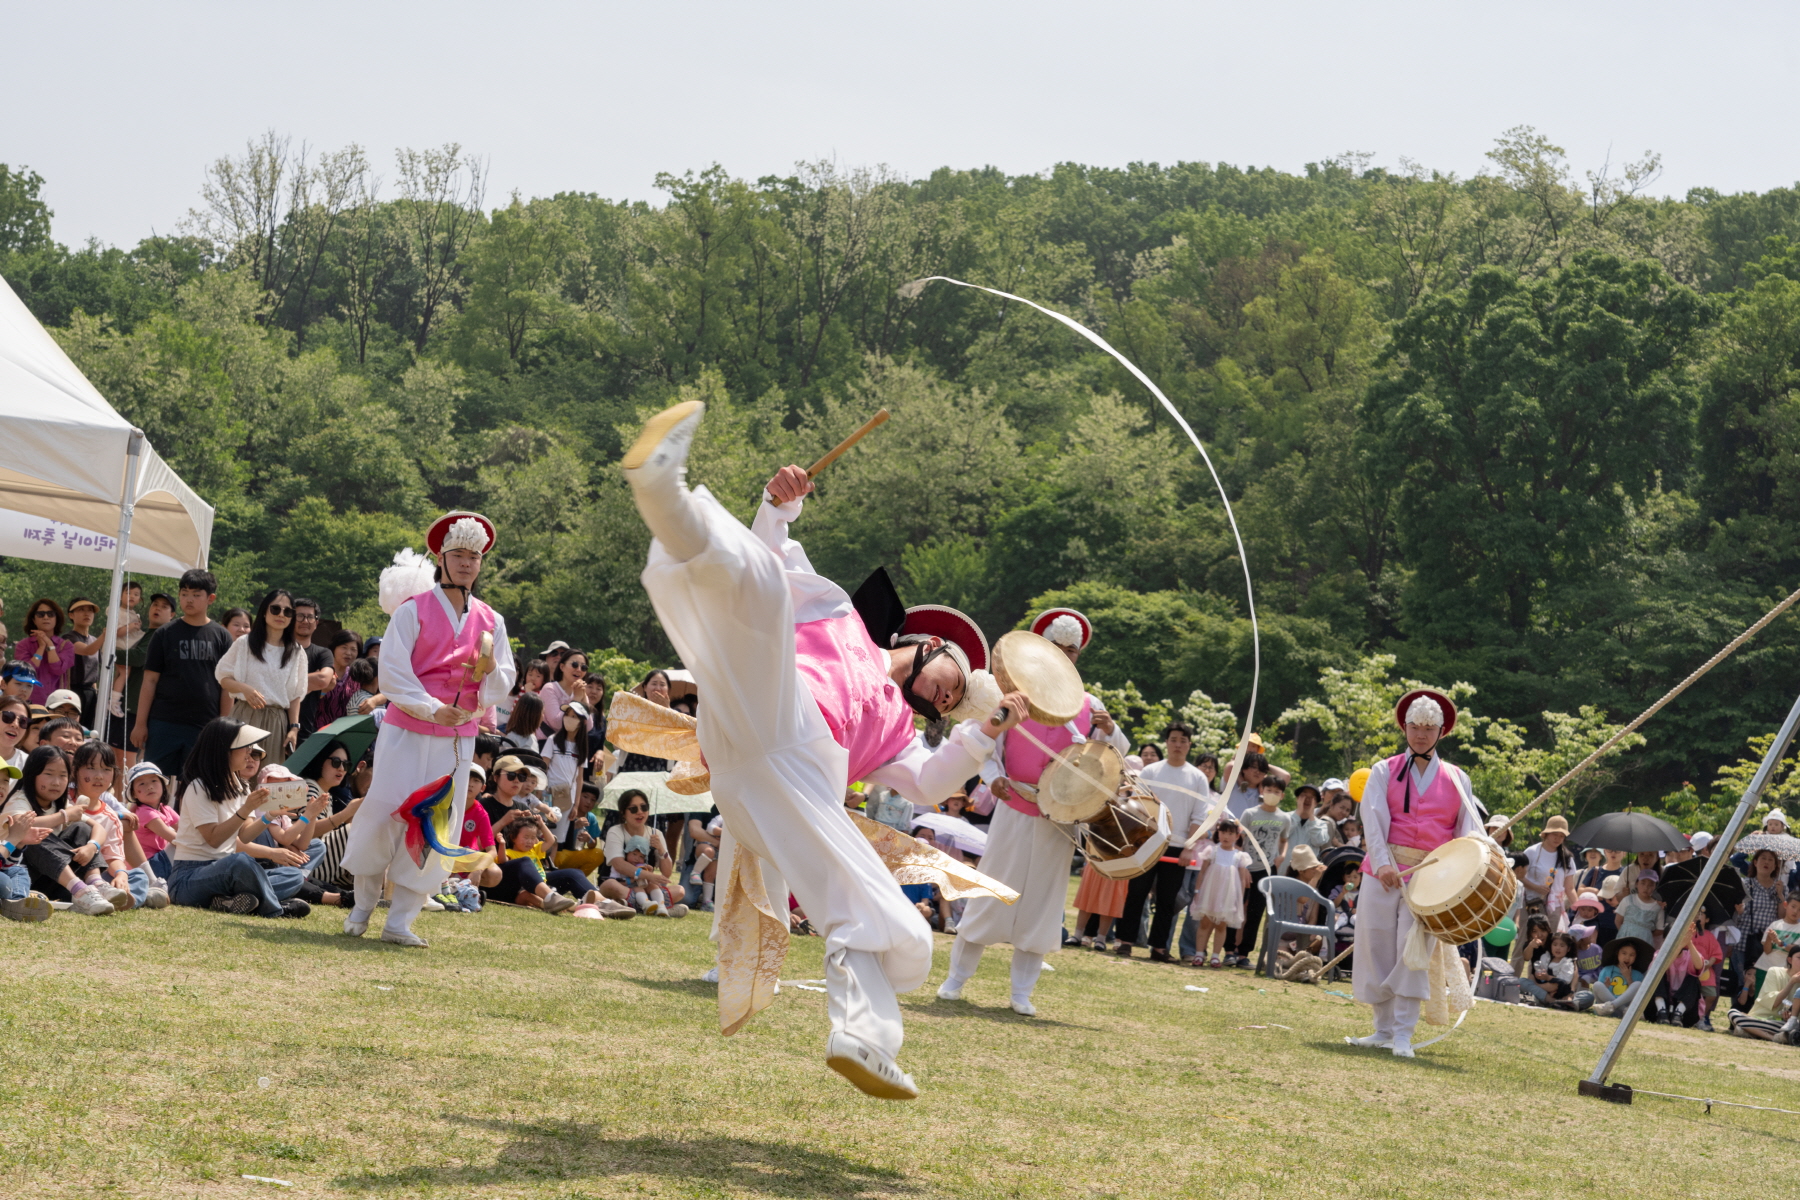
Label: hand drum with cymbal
xmin=991 ymin=630 xmax=1086 ymax=726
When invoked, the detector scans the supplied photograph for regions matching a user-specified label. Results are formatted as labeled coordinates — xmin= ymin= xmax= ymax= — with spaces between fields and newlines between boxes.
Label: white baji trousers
xmin=640 ymin=484 xmax=933 ymax=1058
xmin=342 ymin=720 xmax=473 ymax=936
xmin=1352 ymin=872 xmax=1427 ymax=1043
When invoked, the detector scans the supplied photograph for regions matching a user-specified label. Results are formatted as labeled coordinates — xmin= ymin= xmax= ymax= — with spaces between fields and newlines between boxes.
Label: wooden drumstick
xmin=806 ymin=409 xmax=890 ymax=479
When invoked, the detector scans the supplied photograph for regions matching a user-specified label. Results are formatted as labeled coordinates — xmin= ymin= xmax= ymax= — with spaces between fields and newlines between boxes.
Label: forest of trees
xmin=6 ymin=128 xmax=1800 ymax=816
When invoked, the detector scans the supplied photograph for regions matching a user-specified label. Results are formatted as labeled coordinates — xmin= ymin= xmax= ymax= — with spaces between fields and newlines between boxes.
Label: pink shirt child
xmin=132 ymin=802 xmax=180 ymax=857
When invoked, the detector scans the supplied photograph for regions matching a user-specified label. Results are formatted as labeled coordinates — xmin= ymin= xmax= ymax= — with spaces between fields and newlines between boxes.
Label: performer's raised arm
xmin=866 ymin=705 xmax=1021 ymax=807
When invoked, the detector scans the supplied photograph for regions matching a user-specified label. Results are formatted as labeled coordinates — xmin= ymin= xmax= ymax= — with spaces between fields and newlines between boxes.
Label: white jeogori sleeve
xmin=476 ymin=612 xmax=517 ymax=710
xmin=1359 ymin=759 xmax=1396 ymax=874
xmin=865 ymin=721 xmax=998 ymax=808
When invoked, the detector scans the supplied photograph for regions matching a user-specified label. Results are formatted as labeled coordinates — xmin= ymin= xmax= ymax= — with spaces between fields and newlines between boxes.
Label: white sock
xmin=1010 ymin=950 xmax=1046 ymax=1002
xmin=625 ymin=444 xmax=709 ymax=561
xmin=946 ymin=936 xmax=985 ymax=989
xmin=703 ymin=880 xmax=715 ymax=905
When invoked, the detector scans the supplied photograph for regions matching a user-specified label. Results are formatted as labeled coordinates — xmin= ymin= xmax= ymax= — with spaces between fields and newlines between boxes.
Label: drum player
xmin=939 ymin=608 xmax=1129 ymax=1016
xmin=623 ymin=398 xmax=1031 ymax=1100
xmin=1347 ymin=689 xmax=1488 ymax=1057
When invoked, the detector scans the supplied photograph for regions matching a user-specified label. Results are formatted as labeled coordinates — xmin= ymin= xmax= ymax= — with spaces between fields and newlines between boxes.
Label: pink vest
xmin=383 ymin=592 xmax=497 ymax=739
xmin=794 ymin=613 xmax=917 ymax=785
xmin=1362 ymin=751 xmax=1462 ymax=875
xmin=1001 ymin=695 xmax=1093 ymax=817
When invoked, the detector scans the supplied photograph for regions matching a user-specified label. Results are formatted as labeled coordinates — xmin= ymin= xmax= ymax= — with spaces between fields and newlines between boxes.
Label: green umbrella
xmin=285 ymin=714 xmax=379 ymax=777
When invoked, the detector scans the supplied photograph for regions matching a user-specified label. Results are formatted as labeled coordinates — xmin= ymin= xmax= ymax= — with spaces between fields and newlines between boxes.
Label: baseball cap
xmin=1322 ymin=777 xmax=1347 ymax=792
xmin=544 ymin=640 xmax=572 ymax=654
xmin=1689 ymin=831 xmax=1713 ymax=850
xmin=44 ymin=689 xmax=82 ymax=713
xmin=2 ymin=663 xmax=39 ymax=686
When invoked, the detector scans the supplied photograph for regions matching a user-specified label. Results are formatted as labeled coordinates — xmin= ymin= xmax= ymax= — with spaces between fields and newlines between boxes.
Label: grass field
xmin=4 ymin=891 xmax=1797 ymax=1200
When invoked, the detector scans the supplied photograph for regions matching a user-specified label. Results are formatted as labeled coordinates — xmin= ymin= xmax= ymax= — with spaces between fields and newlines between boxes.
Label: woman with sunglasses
xmin=216 ymin=589 xmax=309 ymax=756
xmin=12 ymin=598 xmax=73 ymax=706
xmin=0 ymin=696 xmax=29 ymax=772
xmin=598 ymin=789 xmax=688 ymax=915
xmin=293 ymin=739 xmax=365 ymax=908
xmin=538 ymin=651 xmax=591 ymax=738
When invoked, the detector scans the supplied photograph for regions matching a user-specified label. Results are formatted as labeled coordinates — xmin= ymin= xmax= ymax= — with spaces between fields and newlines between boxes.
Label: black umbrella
xmin=1569 ymin=811 xmax=1688 ymax=854
xmin=1657 ymin=857 xmax=1745 ymax=927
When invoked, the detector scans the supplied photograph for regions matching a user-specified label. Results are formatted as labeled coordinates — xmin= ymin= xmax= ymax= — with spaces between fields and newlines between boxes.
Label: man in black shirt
xmin=292 ymin=597 xmax=337 ymax=736
xmin=131 ymin=569 xmax=234 ymax=776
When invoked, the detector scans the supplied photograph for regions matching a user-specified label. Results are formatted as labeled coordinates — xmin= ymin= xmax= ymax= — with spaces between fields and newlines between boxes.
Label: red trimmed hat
xmin=426 ymin=511 xmax=497 ymax=556
xmin=1030 ymin=607 xmax=1091 ymax=649
xmin=899 ymin=605 xmax=989 ymax=674
xmin=1394 ymin=688 xmax=1457 ymax=735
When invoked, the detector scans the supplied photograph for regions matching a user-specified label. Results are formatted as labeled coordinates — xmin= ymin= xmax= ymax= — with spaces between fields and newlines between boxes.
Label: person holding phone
xmin=165 ymin=719 xmax=311 ymax=918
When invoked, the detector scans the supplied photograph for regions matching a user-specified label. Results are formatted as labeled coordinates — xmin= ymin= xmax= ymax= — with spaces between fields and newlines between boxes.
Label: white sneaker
xmin=644 ymin=899 xmax=666 ymax=916
xmin=99 ymin=884 xmax=135 ymax=912
xmin=824 ymin=1031 xmax=919 ymax=1101
xmin=666 ymin=903 xmax=690 ymax=919
xmin=936 ymin=979 xmax=965 ymax=1001
xmin=343 ymin=914 xmax=371 ymax=937
xmin=379 ymin=928 xmax=429 ymax=948
xmin=1345 ymin=1032 xmax=1392 ymax=1048
xmin=1593 ymin=1000 xmax=1616 ymax=1017
xmin=71 ymin=889 xmax=115 ymax=917
xmin=700 ymin=966 xmax=720 ymax=984
xmin=1391 ymin=1041 xmax=1416 ymax=1059
xmin=142 ymin=886 xmax=171 ymax=910
xmin=542 ymin=891 xmax=579 ymax=915
xmin=1010 ymin=996 xmax=1038 ymax=1017
xmin=622 ymin=399 xmax=705 ymax=482
xmin=421 ymin=897 xmax=446 ymax=912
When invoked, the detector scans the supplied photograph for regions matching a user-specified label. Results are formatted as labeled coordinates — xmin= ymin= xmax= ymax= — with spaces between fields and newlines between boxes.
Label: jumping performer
xmin=623 ymin=399 xmax=1030 ymax=1100
xmin=1348 ymin=689 xmax=1484 ymax=1057
xmin=341 ymin=512 xmax=516 ymax=947
xmin=940 ymin=608 xmax=1128 ymax=1015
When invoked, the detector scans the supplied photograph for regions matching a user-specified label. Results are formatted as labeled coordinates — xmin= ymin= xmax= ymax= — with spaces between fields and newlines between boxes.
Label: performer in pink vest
xmin=623 ymin=399 xmax=1030 ymax=1100
xmin=942 ymin=608 xmax=1128 ymax=1015
xmin=1348 ymin=688 xmax=1484 ymax=1056
xmin=340 ymin=511 xmax=516 ymax=947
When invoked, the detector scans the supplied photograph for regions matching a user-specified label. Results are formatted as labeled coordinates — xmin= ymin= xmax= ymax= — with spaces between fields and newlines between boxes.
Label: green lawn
xmin=3 ymin=893 xmax=1795 ymax=1199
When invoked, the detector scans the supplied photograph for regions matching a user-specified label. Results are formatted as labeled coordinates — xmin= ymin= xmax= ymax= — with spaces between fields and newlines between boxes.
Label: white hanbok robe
xmin=341 ymin=589 xmax=515 ymax=895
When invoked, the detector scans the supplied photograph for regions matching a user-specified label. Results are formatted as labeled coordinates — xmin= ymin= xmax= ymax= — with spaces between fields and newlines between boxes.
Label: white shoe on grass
xmin=343 ymin=914 xmax=370 ymax=937
xmin=936 ymin=979 xmax=965 ymax=1001
xmin=1391 ymin=1040 xmax=1416 ymax=1059
xmin=71 ymin=889 xmax=116 ymax=917
xmin=701 ymin=966 xmax=720 ymax=984
xmin=825 ymin=1032 xmax=918 ymax=1101
xmin=379 ymin=928 xmax=429 ymax=948
xmin=1010 ymin=996 xmax=1038 ymax=1017
xmin=1345 ymin=1031 xmax=1392 ymax=1048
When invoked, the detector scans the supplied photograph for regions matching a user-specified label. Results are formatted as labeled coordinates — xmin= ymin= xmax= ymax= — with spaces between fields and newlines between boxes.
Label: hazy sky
xmin=5 ymin=1 xmax=1796 ymax=248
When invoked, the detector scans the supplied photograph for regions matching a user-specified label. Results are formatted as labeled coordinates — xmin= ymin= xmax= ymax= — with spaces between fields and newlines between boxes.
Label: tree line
xmin=5 ymin=128 xmax=1800 ymax=809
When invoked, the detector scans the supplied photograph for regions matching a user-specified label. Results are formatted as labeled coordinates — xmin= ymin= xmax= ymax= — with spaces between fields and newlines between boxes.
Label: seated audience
xmin=164 ymin=720 xmax=312 ymax=918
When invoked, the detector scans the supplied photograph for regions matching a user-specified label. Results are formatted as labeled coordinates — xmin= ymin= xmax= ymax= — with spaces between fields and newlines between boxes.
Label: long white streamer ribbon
xmin=902 ymin=277 xmax=1261 ymax=847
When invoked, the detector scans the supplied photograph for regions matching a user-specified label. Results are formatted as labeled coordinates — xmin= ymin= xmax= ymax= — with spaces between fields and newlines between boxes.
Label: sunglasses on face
xmin=624 ymin=804 xmax=649 ymax=814
xmin=267 ymin=605 xmax=294 ymax=617
xmin=0 ymin=712 xmax=25 ymax=727
xmin=248 ymin=747 xmax=266 ymax=759
xmin=295 ymin=613 xmax=319 ymax=622
xmin=31 ymin=611 xmax=53 ymax=621
xmin=324 ymin=756 xmax=349 ymax=768
xmin=499 ymin=769 xmax=530 ymax=782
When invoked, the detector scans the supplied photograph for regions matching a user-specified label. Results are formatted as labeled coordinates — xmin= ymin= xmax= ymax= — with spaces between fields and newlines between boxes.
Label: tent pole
xmin=95 ymin=429 xmax=144 ymax=734
xmin=1581 ymin=683 xmax=1800 ymax=1100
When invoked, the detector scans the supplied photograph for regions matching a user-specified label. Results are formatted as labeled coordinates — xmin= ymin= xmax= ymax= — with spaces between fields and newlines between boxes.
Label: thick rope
xmin=1495 ymin=581 xmax=1800 ymax=836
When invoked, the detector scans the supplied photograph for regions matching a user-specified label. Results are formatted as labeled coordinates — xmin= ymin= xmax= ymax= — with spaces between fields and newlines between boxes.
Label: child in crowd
xmin=1188 ymin=818 xmax=1252 ymax=968
xmin=1594 ymin=940 xmax=1648 ymax=1017
xmin=1523 ymin=931 xmax=1578 ymax=1006
xmin=1571 ymin=924 xmax=1604 ymax=986
xmin=126 ymin=762 xmax=179 ymax=881
xmin=903 ymin=826 xmax=955 ymax=931
xmin=1338 ymin=816 xmax=1362 ymax=848
xmin=485 ymin=816 xmax=580 ymax=914
xmin=1755 ymin=895 xmax=1800 ymax=999
xmin=4 ymin=745 xmax=125 ymax=915
xmin=1615 ymin=871 xmax=1664 ymax=943
xmin=70 ymin=741 xmax=137 ymax=909
xmin=622 ymin=834 xmax=676 ymax=914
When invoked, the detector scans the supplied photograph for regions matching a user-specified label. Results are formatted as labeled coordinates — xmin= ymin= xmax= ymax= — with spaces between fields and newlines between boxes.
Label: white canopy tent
xmin=0 ymin=272 xmax=215 ymax=707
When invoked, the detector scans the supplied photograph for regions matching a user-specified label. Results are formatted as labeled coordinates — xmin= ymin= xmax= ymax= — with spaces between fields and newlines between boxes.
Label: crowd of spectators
xmin=0 ymin=571 xmax=723 ymax=928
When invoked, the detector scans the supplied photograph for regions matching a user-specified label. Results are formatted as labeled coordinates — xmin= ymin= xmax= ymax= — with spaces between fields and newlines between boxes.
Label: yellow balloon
xmin=1348 ymin=767 xmax=1372 ymax=803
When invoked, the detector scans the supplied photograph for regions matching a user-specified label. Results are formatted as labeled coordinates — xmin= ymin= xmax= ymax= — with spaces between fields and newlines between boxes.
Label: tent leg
xmin=95 ymin=430 xmax=145 ymax=732
xmin=1581 ymin=683 xmax=1800 ymax=1093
